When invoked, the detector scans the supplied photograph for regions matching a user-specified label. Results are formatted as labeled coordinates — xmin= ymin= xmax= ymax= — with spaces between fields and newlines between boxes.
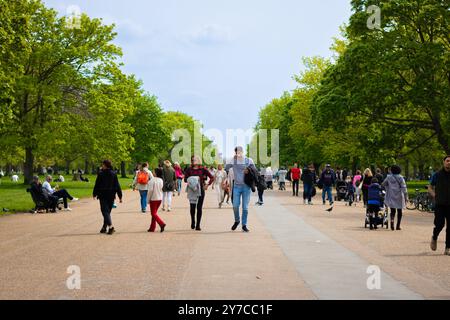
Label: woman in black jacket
xmin=93 ymin=160 xmax=123 ymax=235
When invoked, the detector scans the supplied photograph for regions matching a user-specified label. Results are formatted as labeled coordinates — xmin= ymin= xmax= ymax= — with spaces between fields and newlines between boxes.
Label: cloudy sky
xmin=44 ymin=0 xmax=352 ymax=154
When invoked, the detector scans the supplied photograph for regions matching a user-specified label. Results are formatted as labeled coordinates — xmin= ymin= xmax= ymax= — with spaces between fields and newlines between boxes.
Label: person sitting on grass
xmin=367 ymin=178 xmax=383 ymax=230
xmin=42 ymin=175 xmax=79 ymax=212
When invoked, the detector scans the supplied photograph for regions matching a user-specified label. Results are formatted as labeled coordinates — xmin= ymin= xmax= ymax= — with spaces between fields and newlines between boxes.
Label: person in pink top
xmin=174 ymin=162 xmax=184 ymax=196
xmin=353 ymin=170 xmax=363 ymax=202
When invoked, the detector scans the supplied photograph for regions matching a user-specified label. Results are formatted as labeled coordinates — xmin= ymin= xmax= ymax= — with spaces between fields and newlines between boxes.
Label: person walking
xmin=184 ymin=156 xmax=215 ymax=231
xmin=264 ymin=167 xmax=274 ymax=190
xmin=382 ymin=165 xmax=408 ymax=231
xmin=375 ymin=168 xmax=384 ymax=185
xmin=226 ymin=167 xmax=234 ymax=205
xmin=174 ymin=162 xmax=184 ymax=196
xmin=162 ymin=160 xmax=176 ymax=212
xmin=278 ymin=167 xmax=288 ymax=191
xmin=214 ymin=164 xmax=228 ymax=209
xmin=319 ymin=164 xmax=336 ymax=206
xmin=362 ymin=169 xmax=374 ymax=208
xmin=228 ymin=146 xmax=257 ymax=233
xmin=93 ymin=160 xmax=123 ymax=235
xmin=429 ymin=155 xmax=450 ymax=255
xmin=291 ymin=163 xmax=302 ymax=197
xmin=353 ymin=170 xmax=363 ymax=202
xmin=132 ymin=163 xmax=154 ymax=213
xmin=256 ymin=170 xmax=267 ymax=206
xmin=147 ymin=168 xmax=166 ymax=233
xmin=301 ymin=164 xmax=316 ymax=205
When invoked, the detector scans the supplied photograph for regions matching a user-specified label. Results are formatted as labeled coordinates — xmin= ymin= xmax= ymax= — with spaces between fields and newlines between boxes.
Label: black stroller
xmin=334 ymin=180 xmax=348 ymax=202
xmin=364 ymin=191 xmax=389 ymax=229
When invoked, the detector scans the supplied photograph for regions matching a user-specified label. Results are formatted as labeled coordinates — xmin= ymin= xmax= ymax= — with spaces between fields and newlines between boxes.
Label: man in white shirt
xmin=43 ymin=175 xmax=78 ymax=211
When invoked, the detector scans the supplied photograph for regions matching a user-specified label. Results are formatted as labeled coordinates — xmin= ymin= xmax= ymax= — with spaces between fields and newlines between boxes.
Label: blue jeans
xmin=233 ymin=184 xmax=252 ymax=226
xmin=322 ymin=186 xmax=333 ymax=204
xmin=177 ymin=178 xmax=182 ymax=194
xmin=303 ymin=183 xmax=313 ymax=203
xmin=139 ymin=190 xmax=148 ymax=211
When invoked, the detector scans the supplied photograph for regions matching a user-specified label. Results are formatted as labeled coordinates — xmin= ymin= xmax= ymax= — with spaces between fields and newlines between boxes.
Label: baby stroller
xmin=364 ymin=190 xmax=389 ymax=229
xmin=334 ymin=180 xmax=347 ymax=202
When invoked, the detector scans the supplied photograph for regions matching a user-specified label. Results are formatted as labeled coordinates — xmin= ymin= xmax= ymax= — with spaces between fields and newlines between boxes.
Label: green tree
xmin=128 ymin=94 xmax=169 ymax=166
xmin=313 ymin=0 xmax=450 ymax=154
xmin=2 ymin=1 xmax=123 ymax=183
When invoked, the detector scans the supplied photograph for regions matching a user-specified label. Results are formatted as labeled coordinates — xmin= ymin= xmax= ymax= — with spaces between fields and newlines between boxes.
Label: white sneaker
xmin=168 ymin=207 xmax=172 ymax=212
xmin=72 ymin=198 xmax=79 ymax=202
xmin=64 ymin=208 xmax=73 ymax=212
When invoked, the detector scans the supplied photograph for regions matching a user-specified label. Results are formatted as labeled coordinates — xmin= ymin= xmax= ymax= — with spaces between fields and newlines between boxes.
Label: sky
xmin=44 ymin=0 xmax=352 ymax=155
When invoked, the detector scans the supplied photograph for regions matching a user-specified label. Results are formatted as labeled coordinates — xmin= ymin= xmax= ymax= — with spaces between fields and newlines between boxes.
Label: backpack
xmin=137 ymin=171 xmax=149 ymax=185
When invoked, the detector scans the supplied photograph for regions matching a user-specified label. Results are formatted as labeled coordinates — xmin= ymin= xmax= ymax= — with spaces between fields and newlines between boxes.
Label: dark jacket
xmin=93 ymin=169 xmax=122 ymax=201
xmin=301 ymin=168 xmax=316 ymax=185
xmin=368 ymin=183 xmax=382 ymax=206
xmin=320 ymin=169 xmax=336 ymax=187
xmin=184 ymin=166 xmax=215 ymax=191
xmin=362 ymin=175 xmax=373 ymax=190
xmin=244 ymin=165 xmax=259 ymax=192
xmin=256 ymin=174 xmax=267 ymax=192
xmin=162 ymin=166 xmax=177 ymax=192
xmin=431 ymin=169 xmax=450 ymax=206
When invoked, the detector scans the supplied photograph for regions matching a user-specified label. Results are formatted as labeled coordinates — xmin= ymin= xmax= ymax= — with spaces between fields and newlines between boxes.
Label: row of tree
xmin=0 ymin=0 xmax=214 ymax=183
xmin=254 ymin=0 xmax=449 ymax=177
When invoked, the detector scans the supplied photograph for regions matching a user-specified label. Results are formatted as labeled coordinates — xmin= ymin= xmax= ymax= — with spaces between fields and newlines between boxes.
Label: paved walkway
xmin=0 ymin=187 xmax=449 ymax=300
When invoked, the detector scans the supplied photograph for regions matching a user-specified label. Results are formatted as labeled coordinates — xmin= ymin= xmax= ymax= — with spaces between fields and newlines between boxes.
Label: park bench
xmin=27 ymin=188 xmax=63 ymax=214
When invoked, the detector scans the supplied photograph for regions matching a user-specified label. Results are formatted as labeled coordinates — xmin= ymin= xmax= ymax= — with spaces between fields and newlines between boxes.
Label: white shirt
xmin=148 ymin=177 xmax=164 ymax=202
xmin=215 ymin=170 xmax=228 ymax=186
xmin=59 ymin=175 xmax=65 ymax=182
xmin=42 ymin=181 xmax=55 ymax=194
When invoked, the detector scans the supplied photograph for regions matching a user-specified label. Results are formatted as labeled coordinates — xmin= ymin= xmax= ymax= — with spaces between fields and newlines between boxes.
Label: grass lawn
xmin=406 ymin=180 xmax=430 ymax=195
xmin=0 ymin=175 xmax=134 ymax=215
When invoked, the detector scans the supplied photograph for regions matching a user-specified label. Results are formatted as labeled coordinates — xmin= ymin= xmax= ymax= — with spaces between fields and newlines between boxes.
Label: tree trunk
xmin=23 ymin=147 xmax=34 ymax=185
xmin=65 ymin=160 xmax=71 ymax=175
xmin=351 ymin=157 xmax=358 ymax=176
xmin=418 ymin=164 xmax=426 ymax=181
xmin=120 ymin=161 xmax=127 ymax=178
xmin=404 ymin=159 xmax=410 ymax=181
xmin=84 ymin=159 xmax=89 ymax=176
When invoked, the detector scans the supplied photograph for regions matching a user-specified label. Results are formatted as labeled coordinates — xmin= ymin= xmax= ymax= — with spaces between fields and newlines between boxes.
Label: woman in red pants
xmin=147 ymin=168 xmax=166 ymax=233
